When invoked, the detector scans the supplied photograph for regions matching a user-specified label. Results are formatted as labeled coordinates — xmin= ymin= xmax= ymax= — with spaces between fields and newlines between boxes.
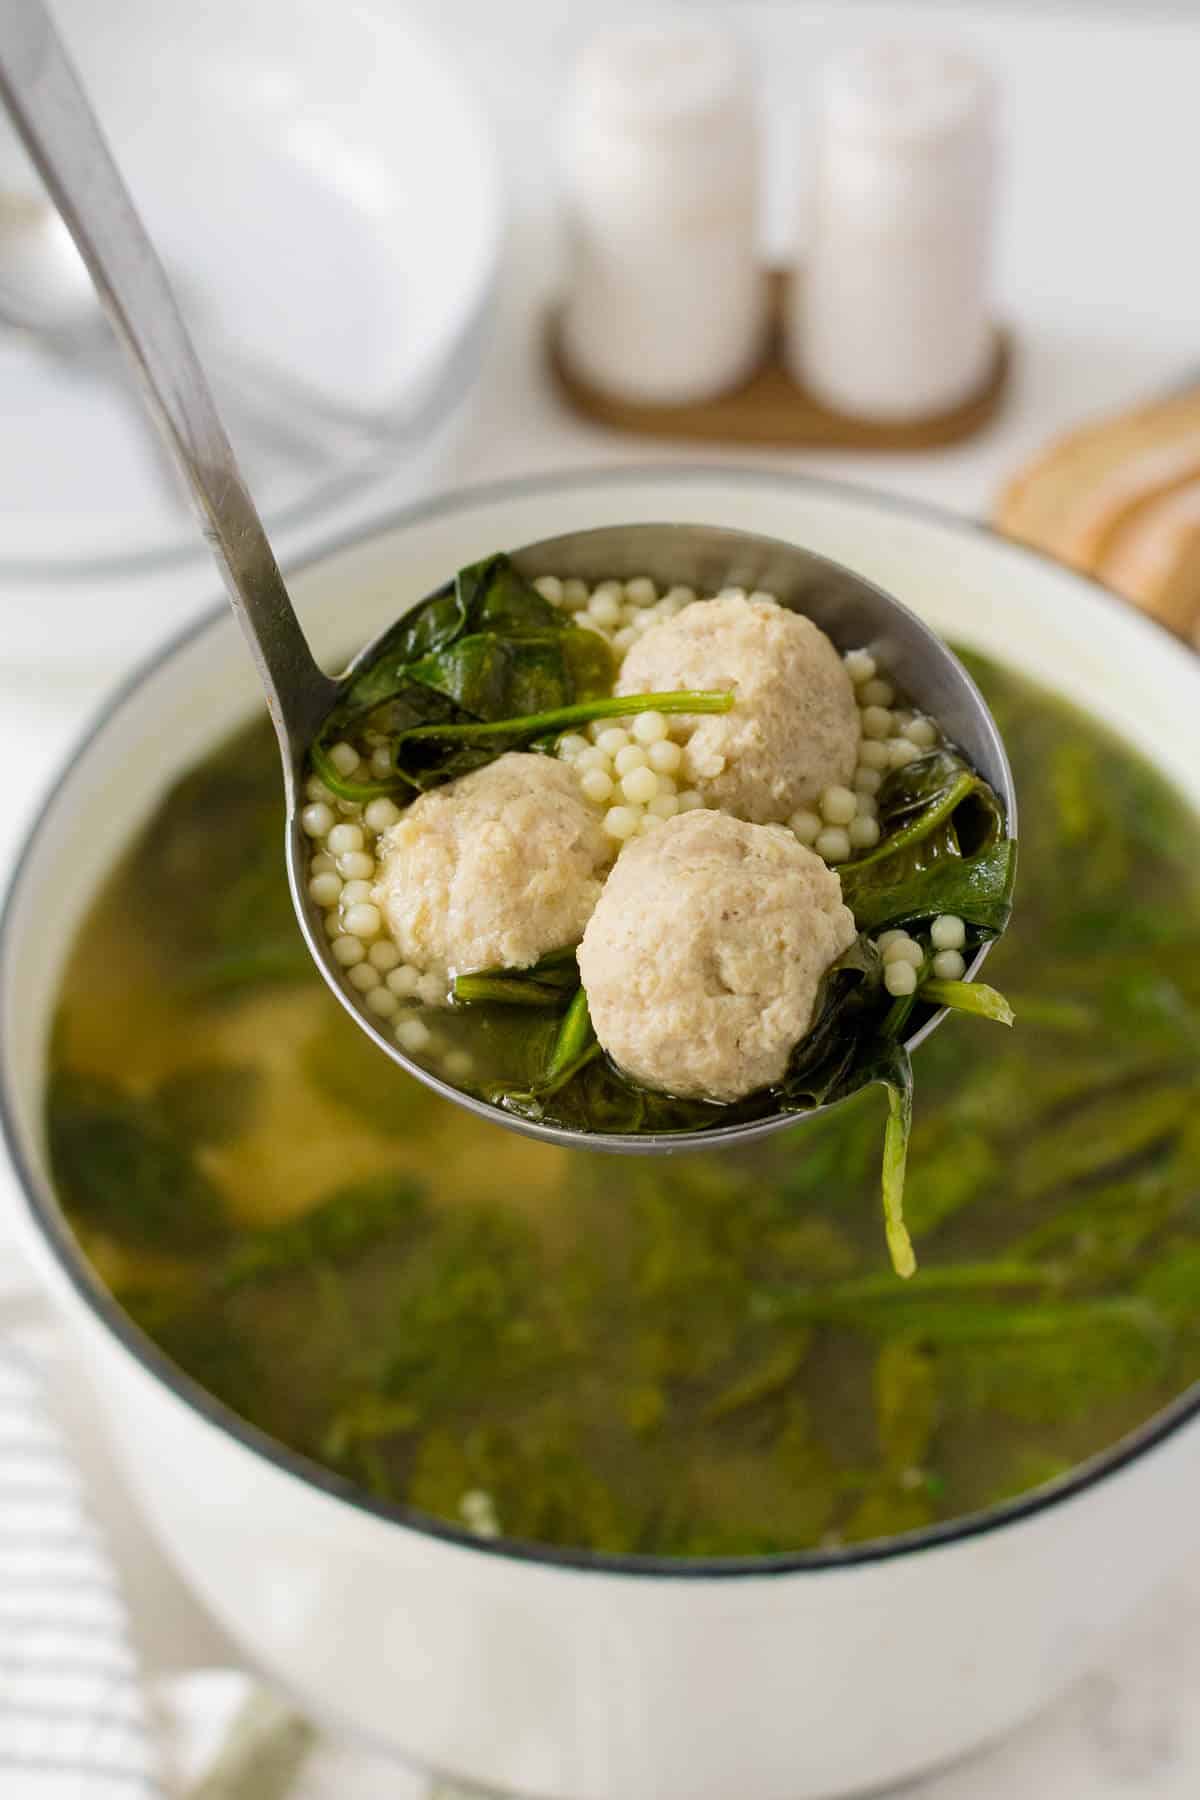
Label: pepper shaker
xmin=790 ymin=41 xmax=997 ymax=422
xmin=560 ymin=21 xmax=766 ymax=407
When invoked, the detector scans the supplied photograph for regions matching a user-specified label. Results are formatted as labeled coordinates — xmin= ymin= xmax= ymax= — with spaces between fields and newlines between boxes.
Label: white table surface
xmin=3 ymin=2 xmax=1200 ymax=1792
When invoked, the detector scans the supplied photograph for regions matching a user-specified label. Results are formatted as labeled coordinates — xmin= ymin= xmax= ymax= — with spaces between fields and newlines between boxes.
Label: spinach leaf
xmin=408 ymin=633 xmax=578 ymax=721
xmin=840 ymin=748 xmax=1004 ymax=887
xmin=520 ymin=945 xmax=583 ymax=981
xmin=370 ymin=689 xmax=734 ymax=797
xmin=878 ymin=1045 xmax=917 ymax=1280
xmin=315 ymin=554 xmax=615 ymax=796
xmin=330 ymin=551 xmax=561 ymax=720
xmin=407 ymin=599 xmax=612 ymax=720
xmin=311 ymin=680 xmax=461 ymax=800
xmin=1016 ymin=1171 xmax=1178 ymax=1284
xmin=1012 ymin=1083 xmax=1195 ymax=1204
xmin=838 ymin=747 xmax=1011 ymax=944
xmin=222 ymin=1172 xmax=425 ymax=1290
xmin=129 ymin=724 xmax=302 ymax=998
xmin=545 ymin=987 xmax=595 ymax=1085
xmin=950 ymin=1301 xmax=1172 ymax=1423
xmin=921 ymin=979 xmax=1014 ymax=1026
xmin=127 ymin=719 xmax=310 ymax=1003
xmin=48 ymin=1071 xmax=228 ymax=1251
xmin=459 ymin=552 xmax=561 ymax=636
xmin=775 ymin=937 xmax=885 ymax=1109
xmin=407 ymin=1419 xmax=633 ymax=1553
xmin=154 ymin=1064 xmax=262 ymax=1146
xmin=495 ymin=1051 xmax=717 ymax=1134
xmin=502 ymin=1015 xmax=605 ymax=1107
xmin=703 ymin=1341 xmax=809 ymax=1422
xmin=453 ymin=974 xmax=572 ymax=1007
xmin=453 ymin=948 xmax=584 ymax=1009
xmin=764 ymin=950 xmax=915 ymax=1275
xmin=373 ymin=1208 xmax=556 ymax=1421
xmin=765 ymin=1285 xmax=1166 ymax=1354
xmin=878 ymin=747 xmax=1004 ymax=847
xmin=340 ymin=588 xmax=465 ymax=712
xmin=875 ymin=1338 xmax=940 ymax=1471
xmin=752 ymin=1261 xmax=1059 ymax=1324
xmin=843 ymin=840 xmax=1017 ymax=937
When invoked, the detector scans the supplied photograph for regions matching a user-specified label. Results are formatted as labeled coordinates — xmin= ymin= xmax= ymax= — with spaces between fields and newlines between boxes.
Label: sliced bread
xmin=995 ymin=388 xmax=1200 ymax=642
xmin=1097 ymin=478 xmax=1200 ymax=637
xmin=996 ymin=390 xmax=1200 ymax=568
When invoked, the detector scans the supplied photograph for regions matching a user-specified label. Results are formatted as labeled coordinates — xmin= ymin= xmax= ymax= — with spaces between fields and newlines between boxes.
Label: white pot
xmin=2 ymin=471 xmax=1199 ymax=1800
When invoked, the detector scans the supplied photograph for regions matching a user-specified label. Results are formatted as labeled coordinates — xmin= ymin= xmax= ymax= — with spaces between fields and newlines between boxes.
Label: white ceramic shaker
xmin=560 ymin=21 xmax=766 ymax=406
xmin=790 ymin=40 xmax=997 ymax=422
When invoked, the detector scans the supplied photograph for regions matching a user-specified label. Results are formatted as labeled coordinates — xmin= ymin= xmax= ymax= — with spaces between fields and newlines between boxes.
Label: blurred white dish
xmin=0 ymin=0 xmax=501 ymax=666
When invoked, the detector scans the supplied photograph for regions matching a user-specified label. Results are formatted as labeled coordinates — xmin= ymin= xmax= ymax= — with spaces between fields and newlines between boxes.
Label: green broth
xmin=46 ymin=655 xmax=1200 ymax=1556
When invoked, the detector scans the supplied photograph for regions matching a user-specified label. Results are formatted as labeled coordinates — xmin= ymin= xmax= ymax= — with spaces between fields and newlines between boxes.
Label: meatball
xmin=578 ymin=810 xmax=857 ymax=1103
xmin=616 ymin=594 xmax=859 ymax=822
xmin=372 ymin=753 xmax=612 ymax=976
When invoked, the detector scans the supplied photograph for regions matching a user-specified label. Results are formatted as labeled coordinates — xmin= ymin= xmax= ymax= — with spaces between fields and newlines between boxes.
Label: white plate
xmin=0 ymin=0 xmax=501 ymax=577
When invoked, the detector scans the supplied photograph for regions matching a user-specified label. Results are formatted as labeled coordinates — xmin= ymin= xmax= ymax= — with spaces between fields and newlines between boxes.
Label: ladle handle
xmin=0 ymin=0 xmax=336 ymax=759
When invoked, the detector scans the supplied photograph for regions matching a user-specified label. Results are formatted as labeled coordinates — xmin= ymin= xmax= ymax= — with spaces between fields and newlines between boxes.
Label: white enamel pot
xmin=3 ymin=470 xmax=1200 ymax=1800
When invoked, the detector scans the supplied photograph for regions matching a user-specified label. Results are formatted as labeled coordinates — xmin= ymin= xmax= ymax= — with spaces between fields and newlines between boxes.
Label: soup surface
xmin=47 ymin=656 xmax=1200 ymax=1557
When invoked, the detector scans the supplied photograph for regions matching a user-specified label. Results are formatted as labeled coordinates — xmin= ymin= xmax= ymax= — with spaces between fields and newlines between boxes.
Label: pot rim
xmin=5 ymin=461 xmax=1200 ymax=1582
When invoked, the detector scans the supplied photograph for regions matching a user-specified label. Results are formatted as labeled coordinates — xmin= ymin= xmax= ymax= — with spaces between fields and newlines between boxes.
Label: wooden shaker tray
xmin=548 ymin=270 xmax=1011 ymax=452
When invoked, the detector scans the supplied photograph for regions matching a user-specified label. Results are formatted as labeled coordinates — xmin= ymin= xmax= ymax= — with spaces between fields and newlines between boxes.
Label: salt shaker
xmin=790 ymin=41 xmax=997 ymax=422
xmin=560 ymin=22 xmax=766 ymax=407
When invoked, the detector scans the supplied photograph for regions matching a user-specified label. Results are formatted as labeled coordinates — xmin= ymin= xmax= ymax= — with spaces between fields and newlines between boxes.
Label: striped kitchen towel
xmin=0 ymin=1338 xmax=488 ymax=1799
xmin=0 ymin=1346 xmax=163 ymax=1797
xmin=155 ymin=1671 xmax=479 ymax=1798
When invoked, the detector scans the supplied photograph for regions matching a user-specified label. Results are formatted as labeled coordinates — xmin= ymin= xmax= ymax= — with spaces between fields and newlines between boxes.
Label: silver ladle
xmin=0 ymin=0 xmax=1014 ymax=1156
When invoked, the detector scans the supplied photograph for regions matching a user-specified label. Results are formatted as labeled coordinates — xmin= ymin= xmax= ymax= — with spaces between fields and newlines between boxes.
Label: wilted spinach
xmin=311 ymin=552 xmax=730 ymax=798
xmin=47 ymin=1070 xmax=230 ymax=1252
xmin=222 ymin=1172 xmax=426 ymax=1290
xmin=452 ymin=946 xmax=581 ymax=1010
xmin=843 ymin=839 xmax=1016 ymax=938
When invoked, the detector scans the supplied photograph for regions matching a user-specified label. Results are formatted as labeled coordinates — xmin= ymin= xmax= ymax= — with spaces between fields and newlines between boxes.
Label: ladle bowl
xmin=306 ymin=520 xmax=1016 ymax=1152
